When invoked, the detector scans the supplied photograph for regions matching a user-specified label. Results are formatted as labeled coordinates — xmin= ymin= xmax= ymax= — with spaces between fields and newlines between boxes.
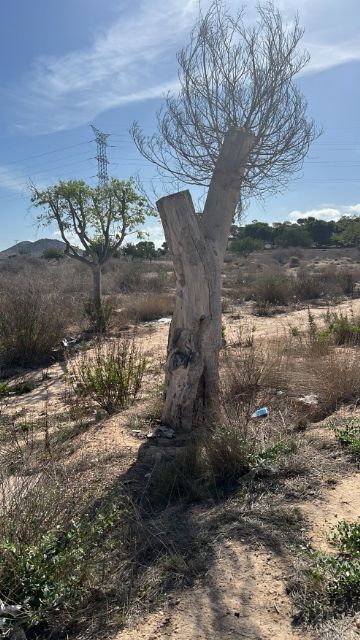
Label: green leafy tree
xmin=274 ymin=225 xmax=312 ymax=248
xmin=42 ymin=248 xmax=65 ymax=260
xmin=230 ymin=236 xmax=263 ymax=257
xmin=242 ymin=221 xmax=273 ymax=244
xmin=31 ymin=178 xmax=150 ymax=329
xmin=333 ymin=216 xmax=360 ymax=247
xmin=123 ymin=240 xmax=157 ymax=260
xmin=297 ymin=217 xmax=336 ymax=246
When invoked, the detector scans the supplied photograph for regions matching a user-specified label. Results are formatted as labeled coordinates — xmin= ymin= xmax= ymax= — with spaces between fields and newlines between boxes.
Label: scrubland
xmin=1 ymin=247 xmax=360 ymax=640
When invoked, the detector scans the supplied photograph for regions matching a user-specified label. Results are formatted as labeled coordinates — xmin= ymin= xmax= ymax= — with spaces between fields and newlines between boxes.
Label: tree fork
xmin=157 ymin=128 xmax=256 ymax=432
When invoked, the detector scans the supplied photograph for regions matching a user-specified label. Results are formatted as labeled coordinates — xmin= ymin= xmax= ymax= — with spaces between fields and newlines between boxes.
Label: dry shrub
xmin=272 ymin=247 xmax=304 ymax=265
xmin=251 ymin=268 xmax=293 ymax=306
xmin=0 ymin=281 xmax=66 ymax=368
xmin=68 ymin=337 xmax=147 ymax=414
xmin=311 ymin=350 xmax=360 ymax=415
xmin=222 ymin=342 xmax=286 ymax=425
xmin=126 ymin=293 xmax=174 ymax=322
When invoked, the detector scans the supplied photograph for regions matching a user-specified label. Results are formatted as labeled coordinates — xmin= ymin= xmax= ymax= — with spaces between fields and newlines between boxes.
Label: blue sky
xmin=0 ymin=0 xmax=359 ymax=249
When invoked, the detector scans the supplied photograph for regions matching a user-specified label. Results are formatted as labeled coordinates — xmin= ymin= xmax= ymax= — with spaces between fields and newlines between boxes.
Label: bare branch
xmin=130 ymin=1 xmax=320 ymax=202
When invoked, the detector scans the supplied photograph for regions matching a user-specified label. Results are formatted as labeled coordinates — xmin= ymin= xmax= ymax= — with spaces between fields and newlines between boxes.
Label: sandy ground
xmin=2 ymin=299 xmax=360 ymax=639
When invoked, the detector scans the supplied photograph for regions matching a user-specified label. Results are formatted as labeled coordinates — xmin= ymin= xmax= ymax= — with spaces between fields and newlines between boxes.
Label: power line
xmin=2 ymin=142 xmax=90 ymax=167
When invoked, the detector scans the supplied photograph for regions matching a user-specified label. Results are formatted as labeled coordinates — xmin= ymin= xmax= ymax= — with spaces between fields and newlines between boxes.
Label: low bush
xmin=127 ymin=293 xmax=174 ymax=322
xmin=69 ymin=337 xmax=147 ymax=414
xmin=322 ymin=310 xmax=360 ymax=345
xmin=327 ymin=418 xmax=360 ymax=455
xmin=0 ymin=282 xmax=66 ymax=368
xmin=294 ymin=270 xmax=324 ymax=300
xmin=84 ymin=299 xmax=115 ymax=332
xmin=293 ymin=519 xmax=360 ymax=622
xmin=272 ymin=247 xmax=304 ymax=265
xmin=252 ymin=269 xmax=293 ymax=306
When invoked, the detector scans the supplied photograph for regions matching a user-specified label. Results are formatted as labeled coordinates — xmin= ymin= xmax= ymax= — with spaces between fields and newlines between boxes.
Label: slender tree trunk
xmin=157 ymin=128 xmax=256 ymax=432
xmin=92 ymin=264 xmax=102 ymax=326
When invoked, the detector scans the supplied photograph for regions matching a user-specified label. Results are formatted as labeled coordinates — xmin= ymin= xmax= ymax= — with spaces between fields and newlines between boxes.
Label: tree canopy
xmin=31 ymin=178 xmax=151 ymax=266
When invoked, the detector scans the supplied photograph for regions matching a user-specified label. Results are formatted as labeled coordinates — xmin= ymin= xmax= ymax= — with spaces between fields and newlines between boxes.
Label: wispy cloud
xmin=0 ymin=164 xmax=29 ymax=194
xmin=13 ymin=0 xmax=199 ymax=134
xmin=288 ymin=203 xmax=360 ymax=222
xmin=12 ymin=0 xmax=360 ymax=134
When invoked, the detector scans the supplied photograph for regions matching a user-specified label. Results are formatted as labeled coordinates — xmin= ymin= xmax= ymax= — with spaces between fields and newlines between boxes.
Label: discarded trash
xmin=147 ymin=424 xmax=175 ymax=439
xmin=251 ymin=407 xmax=269 ymax=418
xmin=298 ymin=394 xmax=318 ymax=406
xmin=157 ymin=317 xmax=172 ymax=325
xmin=61 ymin=336 xmax=79 ymax=348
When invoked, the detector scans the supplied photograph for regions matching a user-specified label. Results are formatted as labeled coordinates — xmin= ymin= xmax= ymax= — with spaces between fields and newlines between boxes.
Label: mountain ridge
xmin=0 ymin=238 xmax=66 ymax=258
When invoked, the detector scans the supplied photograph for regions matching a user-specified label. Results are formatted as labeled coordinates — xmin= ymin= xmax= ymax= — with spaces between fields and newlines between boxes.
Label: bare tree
xmin=131 ymin=1 xmax=319 ymax=431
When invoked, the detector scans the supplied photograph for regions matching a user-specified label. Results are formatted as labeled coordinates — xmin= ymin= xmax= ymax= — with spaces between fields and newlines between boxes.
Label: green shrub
xmin=230 ymin=237 xmax=263 ymax=257
xmin=288 ymin=256 xmax=300 ymax=268
xmin=296 ymin=519 xmax=360 ymax=622
xmin=327 ymin=419 xmax=360 ymax=455
xmin=42 ymin=248 xmax=65 ymax=260
xmin=0 ymin=382 xmax=9 ymax=396
xmin=322 ymin=310 xmax=360 ymax=345
xmin=69 ymin=337 xmax=147 ymax=414
xmin=84 ymin=299 xmax=115 ymax=332
xmin=0 ymin=471 xmax=122 ymax=634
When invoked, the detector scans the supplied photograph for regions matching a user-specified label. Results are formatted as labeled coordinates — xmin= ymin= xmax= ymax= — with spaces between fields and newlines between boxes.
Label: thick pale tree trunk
xmin=157 ymin=128 xmax=256 ymax=432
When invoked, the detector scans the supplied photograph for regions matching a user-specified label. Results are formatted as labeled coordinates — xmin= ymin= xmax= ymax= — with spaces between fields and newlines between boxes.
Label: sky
xmin=0 ymin=0 xmax=359 ymax=249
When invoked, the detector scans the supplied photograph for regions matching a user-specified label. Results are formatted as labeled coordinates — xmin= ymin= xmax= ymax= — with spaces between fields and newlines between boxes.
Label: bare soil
xmin=1 ymin=297 xmax=360 ymax=639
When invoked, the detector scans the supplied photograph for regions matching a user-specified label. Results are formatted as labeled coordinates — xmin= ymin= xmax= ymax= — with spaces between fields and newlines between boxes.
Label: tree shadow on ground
xmin=76 ymin=434 xmax=312 ymax=640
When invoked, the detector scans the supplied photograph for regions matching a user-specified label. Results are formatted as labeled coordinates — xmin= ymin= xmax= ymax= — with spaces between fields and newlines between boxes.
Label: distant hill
xmin=0 ymin=239 xmax=66 ymax=258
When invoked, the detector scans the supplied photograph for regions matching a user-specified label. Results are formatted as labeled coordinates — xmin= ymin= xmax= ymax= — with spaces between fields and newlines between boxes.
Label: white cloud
xmin=13 ymin=0 xmax=199 ymax=134
xmin=288 ymin=203 xmax=360 ymax=222
xmin=0 ymin=164 xmax=29 ymax=194
xmin=142 ymin=220 xmax=165 ymax=248
xmin=11 ymin=0 xmax=360 ymax=133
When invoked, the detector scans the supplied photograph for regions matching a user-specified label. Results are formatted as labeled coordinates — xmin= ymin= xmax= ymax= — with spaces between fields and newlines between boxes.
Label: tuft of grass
xmin=127 ymin=293 xmax=174 ymax=322
xmin=147 ymin=420 xmax=293 ymax=507
xmin=69 ymin=336 xmax=147 ymax=414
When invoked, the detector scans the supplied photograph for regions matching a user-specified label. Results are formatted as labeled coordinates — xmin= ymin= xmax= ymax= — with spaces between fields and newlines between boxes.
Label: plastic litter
xmin=251 ymin=407 xmax=269 ymax=418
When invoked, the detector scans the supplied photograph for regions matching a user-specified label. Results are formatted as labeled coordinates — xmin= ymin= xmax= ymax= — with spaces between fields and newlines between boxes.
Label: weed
xmin=322 ymin=309 xmax=360 ymax=345
xmin=293 ymin=520 xmax=360 ymax=622
xmin=69 ymin=337 xmax=147 ymax=414
xmin=0 ymin=382 xmax=9 ymax=396
xmin=327 ymin=419 xmax=360 ymax=455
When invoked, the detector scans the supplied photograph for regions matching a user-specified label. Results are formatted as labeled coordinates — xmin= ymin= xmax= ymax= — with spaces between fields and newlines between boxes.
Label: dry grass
xmin=125 ymin=293 xmax=174 ymax=322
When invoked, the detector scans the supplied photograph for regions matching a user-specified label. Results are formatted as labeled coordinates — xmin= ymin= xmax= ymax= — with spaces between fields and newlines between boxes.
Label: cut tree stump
xmin=157 ymin=128 xmax=256 ymax=432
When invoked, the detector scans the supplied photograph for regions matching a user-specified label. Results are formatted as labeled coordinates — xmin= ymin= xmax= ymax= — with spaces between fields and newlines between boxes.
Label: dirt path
xmin=301 ymin=471 xmax=360 ymax=553
xmin=115 ymin=457 xmax=360 ymax=640
xmin=117 ymin=539 xmax=313 ymax=640
xmin=224 ymin=298 xmax=360 ymax=343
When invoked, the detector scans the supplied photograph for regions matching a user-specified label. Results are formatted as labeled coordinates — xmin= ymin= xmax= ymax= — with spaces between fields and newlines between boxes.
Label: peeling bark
xmin=157 ymin=128 xmax=256 ymax=431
